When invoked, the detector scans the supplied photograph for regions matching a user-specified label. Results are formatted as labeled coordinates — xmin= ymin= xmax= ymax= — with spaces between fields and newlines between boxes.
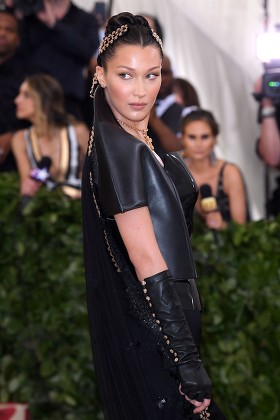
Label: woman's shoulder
xmin=70 ymin=122 xmax=90 ymax=151
xmin=11 ymin=129 xmax=29 ymax=161
xmin=72 ymin=121 xmax=89 ymax=133
xmin=11 ymin=129 xmax=27 ymax=146
xmin=221 ymin=161 xmax=245 ymax=189
xmin=222 ymin=161 xmax=243 ymax=176
xmin=70 ymin=122 xmax=89 ymax=140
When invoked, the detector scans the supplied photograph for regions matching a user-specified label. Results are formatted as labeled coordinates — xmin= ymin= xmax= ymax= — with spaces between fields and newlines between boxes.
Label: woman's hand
xmin=185 ymin=395 xmax=211 ymax=414
xmin=179 ymin=384 xmax=211 ymax=414
xmin=205 ymin=210 xmax=227 ymax=230
xmin=20 ymin=177 xmax=42 ymax=197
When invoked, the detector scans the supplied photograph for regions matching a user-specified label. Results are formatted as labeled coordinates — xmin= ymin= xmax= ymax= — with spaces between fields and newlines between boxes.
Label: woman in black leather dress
xmin=82 ymin=12 xmax=226 ymax=420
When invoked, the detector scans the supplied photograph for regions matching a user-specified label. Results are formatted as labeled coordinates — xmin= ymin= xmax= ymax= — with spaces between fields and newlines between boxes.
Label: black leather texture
xmin=92 ymin=87 xmax=197 ymax=280
xmin=144 ymin=270 xmax=212 ymax=401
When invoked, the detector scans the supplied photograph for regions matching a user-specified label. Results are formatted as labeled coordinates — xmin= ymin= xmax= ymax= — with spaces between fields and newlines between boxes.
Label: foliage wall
xmin=1 ymin=173 xmax=279 ymax=419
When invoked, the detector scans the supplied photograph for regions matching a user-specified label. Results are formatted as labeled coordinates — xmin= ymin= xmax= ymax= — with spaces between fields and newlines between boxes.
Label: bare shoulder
xmin=72 ymin=122 xmax=89 ymax=154
xmin=223 ymin=162 xmax=245 ymax=188
xmin=12 ymin=129 xmax=25 ymax=142
xmin=73 ymin=122 xmax=90 ymax=138
xmin=11 ymin=129 xmax=26 ymax=150
xmin=224 ymin=162 xmax=243 ymax=177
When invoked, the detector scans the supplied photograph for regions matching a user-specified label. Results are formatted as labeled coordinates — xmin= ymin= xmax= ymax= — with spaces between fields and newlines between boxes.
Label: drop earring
xmin=210 ymin=150 xmax=217 ymax=165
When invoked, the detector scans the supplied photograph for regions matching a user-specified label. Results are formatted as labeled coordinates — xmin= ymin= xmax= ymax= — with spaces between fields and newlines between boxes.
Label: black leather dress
xmin=82 ymin=87 xmax=225 ymax=419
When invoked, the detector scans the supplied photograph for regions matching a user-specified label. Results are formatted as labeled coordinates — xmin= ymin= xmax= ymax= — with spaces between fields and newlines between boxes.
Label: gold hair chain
xmin=151 ymin=28 xmax=163 ymax=51
xmin=99 ymin=24 xmax=128 ymax=54
xmin=117 ymin=119 xmax=154 ymax=151
xmin=200 ymin=407 xmax=210 ymax=419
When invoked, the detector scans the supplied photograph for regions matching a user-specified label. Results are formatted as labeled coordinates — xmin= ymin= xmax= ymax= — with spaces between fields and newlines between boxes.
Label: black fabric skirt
xmin=82 ymin=159 xmax=226 ymax=420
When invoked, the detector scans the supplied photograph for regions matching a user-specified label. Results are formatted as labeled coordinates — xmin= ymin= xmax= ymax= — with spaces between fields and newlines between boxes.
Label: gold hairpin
xmin=90 ymin=73 xmax=98 ymax=98
xmin=99 ymin=24 xmax=128 ymax=54
xmin=151 ymin=28 xmax=163 ymax=51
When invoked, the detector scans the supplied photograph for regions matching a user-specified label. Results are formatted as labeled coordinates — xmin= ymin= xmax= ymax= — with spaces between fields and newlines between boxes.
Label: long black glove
xmin=143 ymin=270 xmax=212 ymax=401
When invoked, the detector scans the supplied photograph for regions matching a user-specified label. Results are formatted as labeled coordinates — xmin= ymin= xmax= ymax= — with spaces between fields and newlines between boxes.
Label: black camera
xmin=255 ymin=26 xmax=280 ymax=103
xmin=14 ymin=0 xmax=44 ymax=15
xmin=262 ymin=60 xmax=280 ymax=103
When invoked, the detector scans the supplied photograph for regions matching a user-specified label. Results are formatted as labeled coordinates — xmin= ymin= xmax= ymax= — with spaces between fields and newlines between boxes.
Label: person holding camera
xmin=254 ymin=76 xmax=280 ymax=167
xmin=254 ymin=76 xmax=280 ymax=217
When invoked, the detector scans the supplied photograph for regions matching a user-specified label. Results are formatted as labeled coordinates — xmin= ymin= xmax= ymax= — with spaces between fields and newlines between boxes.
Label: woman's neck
xmin=187 ymin=157 xmax=214 ymax=173
xmin=32 ymin=124 xmax=58 ymax=139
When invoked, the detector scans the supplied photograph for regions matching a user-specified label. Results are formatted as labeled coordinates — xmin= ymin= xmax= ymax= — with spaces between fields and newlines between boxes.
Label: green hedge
xmin=1 ymin=173 xmax=279 ymax=419
xmin=192 ymin=218 xmax=280 ymax=419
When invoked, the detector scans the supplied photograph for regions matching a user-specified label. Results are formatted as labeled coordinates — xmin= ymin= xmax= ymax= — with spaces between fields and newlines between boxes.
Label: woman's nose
xmin=133 ymin=80 xmax=146 ymax=98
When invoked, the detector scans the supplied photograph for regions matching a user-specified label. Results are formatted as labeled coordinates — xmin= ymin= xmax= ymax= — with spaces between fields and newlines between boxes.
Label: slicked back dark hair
xmin=97 ymin=12 xmax=163 ymax=68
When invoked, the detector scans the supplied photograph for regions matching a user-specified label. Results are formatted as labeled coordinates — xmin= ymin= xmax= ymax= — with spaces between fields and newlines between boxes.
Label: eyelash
xmin=189 ymin=136 xmax=210 ymax=140
xmin=147 ymin=73 xmax=160 ymax=79
xmin=118 ymin=73 xmax=160 ymax=80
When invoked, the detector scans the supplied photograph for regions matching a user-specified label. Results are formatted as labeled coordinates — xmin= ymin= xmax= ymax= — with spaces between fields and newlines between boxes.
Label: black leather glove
xmin=143 ymin=270 xmax=212 ymax=401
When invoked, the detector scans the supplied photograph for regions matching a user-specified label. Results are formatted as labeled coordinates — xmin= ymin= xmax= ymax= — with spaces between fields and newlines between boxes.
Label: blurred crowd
xmin=0 ymin=2 xmax=279 ymax=223
xmin=0 ymin=0 xmax=101 ymax=199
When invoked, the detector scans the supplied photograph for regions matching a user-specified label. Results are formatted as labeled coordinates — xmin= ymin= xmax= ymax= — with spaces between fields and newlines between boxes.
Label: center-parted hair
xmin=25 ymin=73 xmax=71 ymax=128
xmin=97 ymin=12 xmax=163 ymax=68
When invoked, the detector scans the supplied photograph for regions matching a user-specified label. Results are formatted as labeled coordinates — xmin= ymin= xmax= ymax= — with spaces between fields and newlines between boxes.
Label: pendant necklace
xmin=117 ymin=119 xmax=154 ymax=152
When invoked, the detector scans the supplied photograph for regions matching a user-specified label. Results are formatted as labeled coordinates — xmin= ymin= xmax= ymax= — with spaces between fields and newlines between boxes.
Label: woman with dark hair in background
xmin=181 ymin=109 xmax=250 ymax=229
xmin=12 ymin=73 xmax=88 ymax=199
xmin=173 ymin=77 xmax=200 ymax=109
xmin=82 ymin=11 xmax=226 ymax=420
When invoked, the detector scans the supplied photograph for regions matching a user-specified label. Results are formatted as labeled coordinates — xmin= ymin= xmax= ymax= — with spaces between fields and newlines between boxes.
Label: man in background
xmin=18 ymin=0 xmax=99 ymax=122
xmin=0 ymin=9 xmax=27 ymax=172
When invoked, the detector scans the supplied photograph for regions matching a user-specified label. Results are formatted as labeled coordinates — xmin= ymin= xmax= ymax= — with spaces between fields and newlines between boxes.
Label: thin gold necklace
xmin=117 ymin=119 xmax=154 ymax=151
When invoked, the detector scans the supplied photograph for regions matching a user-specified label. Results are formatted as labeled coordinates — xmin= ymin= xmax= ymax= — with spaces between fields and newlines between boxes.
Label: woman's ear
xmin=95 ymin=66 xmax=106 ymax=88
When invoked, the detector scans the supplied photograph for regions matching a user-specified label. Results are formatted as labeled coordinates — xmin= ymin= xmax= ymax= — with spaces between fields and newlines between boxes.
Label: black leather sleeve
xmin=92 ymin=87 xmax=148 ymax=216
xmin=95 ymin=122 xmax=148 ymax=216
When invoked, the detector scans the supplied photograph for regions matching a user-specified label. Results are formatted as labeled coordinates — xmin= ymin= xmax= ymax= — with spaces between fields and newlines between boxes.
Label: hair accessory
xmin=98 ymin=24 xmax=128 ymax=55
xmin=200 ymin=407 xmax=210 ymax=419
xmin=151 ymin=28 xmax=163 ymax=51
xmin=90 ymin=73 xmax=98 ymax=98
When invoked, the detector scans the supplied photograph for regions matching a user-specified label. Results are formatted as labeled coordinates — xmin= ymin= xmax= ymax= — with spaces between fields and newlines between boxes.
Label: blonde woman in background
xmin=12 ymin=73 xmax=88 ymax=199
